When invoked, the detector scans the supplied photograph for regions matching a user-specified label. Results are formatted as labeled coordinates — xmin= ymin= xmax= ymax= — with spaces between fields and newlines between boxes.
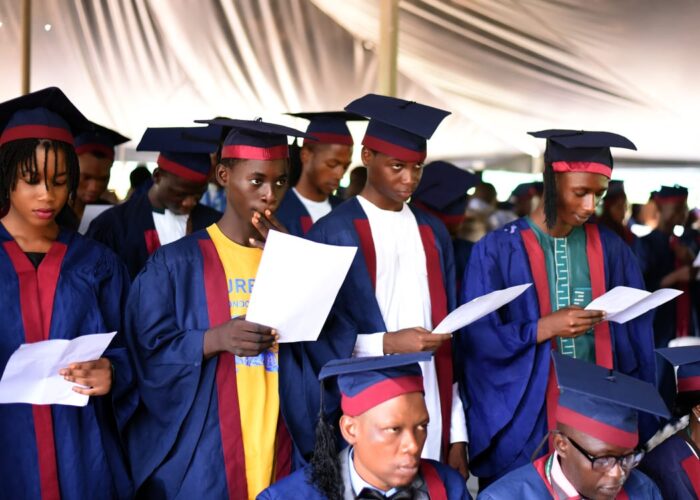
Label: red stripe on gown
xmin=144 ymin=229 xmax=161 ymax=255
xmin=419 ymin=460 xmax=447 ymax=500
xmin=681 ymin=455 xmax=700 ymax=496
xmin=3 ymin=240 xmax=67 ymax=500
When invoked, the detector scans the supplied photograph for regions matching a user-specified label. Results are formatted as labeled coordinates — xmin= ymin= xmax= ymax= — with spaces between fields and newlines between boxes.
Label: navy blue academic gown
xmin=641 ymin=229 xmax=698 ymax=346
xmin=639 ymin=433 xmax=700 ymax=499
xmin=294 ymin=198 xmax=460 ymax=462
xmin=458 ymin=219 xmax=657 ymax=482
xmin=478 ymin=454 xmax=661 ymax=499
xmin=0 ymin=225 xmax=133 ymax=499
xmin=275 ymin=190 xmax=342 ymax=236
xmin=86 ymin=189 xmax=221 ymax=279
xmin=258 ymin=457 xmax=470 ymax=500
xmin=123 ymin=230 xmax=310 ymax=499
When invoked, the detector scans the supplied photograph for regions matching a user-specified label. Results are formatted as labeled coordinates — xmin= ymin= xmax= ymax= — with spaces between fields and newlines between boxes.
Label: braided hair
xmin=543 ymin=162 xmax=558 ymax=230
xmin=0 ymin=138 xmax=79 ymax=210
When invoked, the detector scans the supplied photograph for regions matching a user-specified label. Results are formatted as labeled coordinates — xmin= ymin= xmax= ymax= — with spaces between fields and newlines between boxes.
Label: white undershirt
xmin=353 ymin=196 xmax=468 ymax=460
xmin=152 ymin=209 xmax=189 ymax=246
xmin=293 ymin=188 xmax=332 ymax=223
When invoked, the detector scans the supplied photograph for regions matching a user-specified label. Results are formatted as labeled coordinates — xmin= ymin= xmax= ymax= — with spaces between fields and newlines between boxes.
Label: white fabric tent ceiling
xmin=1 ymin=0 xmax=699 ymax=166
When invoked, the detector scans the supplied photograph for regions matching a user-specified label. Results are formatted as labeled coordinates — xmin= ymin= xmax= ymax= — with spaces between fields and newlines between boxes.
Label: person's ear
xmin=553 ymin=431 xmax=569 ymax=458
xmin=339 ymin=415 xmax=359 ymax=445
xmin=693 ymin=404 xmax=700 ymax=421
xmin=216 ymin=163 xmax=229 ymax=188
xmin=300 ymin=145 xmax=313 ymax=165
xmin=152 ymin=167 xmax=163 ymax=185
xmin=360 ymin=146 xmax=374 ymax=167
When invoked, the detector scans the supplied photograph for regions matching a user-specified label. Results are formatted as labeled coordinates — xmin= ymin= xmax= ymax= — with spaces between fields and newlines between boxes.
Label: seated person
xmin=479 ymin=352 xmax=666 ymax=499
xmin=639 ymin=346 xmax=700 ymax=498
xmin=258 ymin=353 xmax=470 ymax=499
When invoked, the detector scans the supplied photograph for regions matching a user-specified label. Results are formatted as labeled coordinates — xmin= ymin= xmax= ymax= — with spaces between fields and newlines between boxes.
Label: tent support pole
xmin=378 ymin=0 xmax=399 ymax=96
xmin=21 ymin=0 xmax=32 ymax=95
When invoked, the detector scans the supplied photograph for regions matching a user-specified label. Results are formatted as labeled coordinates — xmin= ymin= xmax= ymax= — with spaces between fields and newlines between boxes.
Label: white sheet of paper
xmin=607 ymin=288 xmax=683 ymax=324
xmin=77 ymin=204 xmax=111 ymax=234
xmin=0 ymin=332 xmax=117 ymax=407
xmin=245 ymin=230 xmax=357 ymax=343
xmin=433 ymin=283 xmax=532 ymax=334
xmin=694 ymin=252 xmax=700 ymax=268
xmin=585 ymin=286 xmax=683 ymax=324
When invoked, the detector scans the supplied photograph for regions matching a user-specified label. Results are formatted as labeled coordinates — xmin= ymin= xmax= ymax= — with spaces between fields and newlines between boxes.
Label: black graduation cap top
xmin=528 ymin=129 xmax=636 ymax=179
xmin=345 ymin=94 xmax=450 ymax=163
xmin=657 ymin=346 xmax=700 ymax=394
xmin=195 ymin=118 xmax=312 ymax=161
xmin=0 ymin=87 xmax=91 ymax=147
xmin=411 ymin=161 xmax=479 ymax=216
xmin=137 ymin=127 xmax=216 ymax=182
xmin=286 ymin=111 xmax=365 ymax=146
xmin=74 ymin=123 xmax=130 ymax=160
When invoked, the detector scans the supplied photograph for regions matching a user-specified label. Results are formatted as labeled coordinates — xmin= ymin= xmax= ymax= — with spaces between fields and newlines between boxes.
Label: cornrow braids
xmin=543 ymin=162 xmax=558 ymax=230
xmin=0 ymin=138 xmax=79 ymax=209
xmin=306 ymin=382 xmax=343 ymax=500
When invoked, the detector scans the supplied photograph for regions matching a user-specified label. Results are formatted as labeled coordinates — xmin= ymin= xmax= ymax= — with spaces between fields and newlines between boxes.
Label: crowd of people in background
xmin=1 ymin=86 xmax=699 ymax=500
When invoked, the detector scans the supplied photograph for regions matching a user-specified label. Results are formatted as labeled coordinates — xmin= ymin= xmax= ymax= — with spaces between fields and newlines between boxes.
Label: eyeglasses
xmin=565 ymin=435 xmax=645 ymax=472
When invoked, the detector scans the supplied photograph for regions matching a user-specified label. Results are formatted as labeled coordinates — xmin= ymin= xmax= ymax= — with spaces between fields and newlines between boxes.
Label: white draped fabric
xmin=1 ymin=0 xmax=699 ymax=163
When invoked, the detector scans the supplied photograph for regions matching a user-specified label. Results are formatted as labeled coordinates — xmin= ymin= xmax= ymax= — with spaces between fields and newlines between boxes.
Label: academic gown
xmin=458 ymin=219 xmax=657 ymax=482
xmin=639 ymin=433 xmax=700 ymax=499
xmin=295 ymin=198 xmax=460 ymax=461
xmin=258 ymin=447 xmax=471 ymax=500
xmin=123 ymin=230 xmax=309 ymax=499
xmin=477 ymin=455 xmax=662 ymax=499
xmin=86 ymin=189 xmax=221 ymax=279
xmin=0 ymin=225 xmax=133 ymax=500
xmin=276 ymin=190 xmax=342 ymax=236
xmin=641 ymin=229 xmax=697 ymax=346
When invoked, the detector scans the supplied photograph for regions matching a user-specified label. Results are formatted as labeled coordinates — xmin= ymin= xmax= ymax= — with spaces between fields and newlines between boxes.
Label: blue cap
xmin=657 ymin=346 xmax=700 ymax=394
xmin=528 ymin=129 xmax=636 ymax=179
xmin=287 ymin=111 xmax=365 ymax=146
xmin=195 ymin=118 xmax=312 ymax=161
xmin=137 ymin=127 xmax=215 ymax=182
xmin=411 ymin=161 xmax=479 ymax=223
xmin=0 ymin=87 xmax=91 ymax=147
xmin=653 ymin=185 xmax=688 ymax=205
xmin=74 ymin=123 xmax=130 ymax=160
xmin=345 ymin=94 xmax=450 ymax=163
xmin=510 ymin=182 xmax=543 ymax=201
xmin=553 ymin=352 xmax=669 ymax=448
xmin=603 ymin=179 xmax=626 ymax=200
xmin=319 ymin=352 xmax=430 ymax=416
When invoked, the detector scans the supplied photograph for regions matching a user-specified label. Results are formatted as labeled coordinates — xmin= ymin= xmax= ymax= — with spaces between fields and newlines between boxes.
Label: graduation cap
xmin=345 ymin=94 xmax=450 ymax=163
xmin=528 ymin=129 xmax=636 ymax=179
xmin=657 ymin=346 xmax=700 ymax=394
xmin=411 ymin=161 xmax=479 ymax=225
xmin=510 ymin=182 xmax=542 ymax=201
xmin=319 ymin=352 xmax=430 ymax=416
xmin=74 ymin=123 xmax=130 ymax=160
xmin=0 ymin=87 xmax=91 ymax=147
xmin=553 ymin=352 xmax=669 ymax=449
xmin=603 ymin=179 xmax=626 ymax=203
xmin=137 ymin=127 xmax=216 ymax=183
xmin=195 ymin=118 xmax=312 ymax=161
xmin=653 ymin=185 xmax=688 ymax=205
xmin=287 ymin=111 xmax=365 ymax=146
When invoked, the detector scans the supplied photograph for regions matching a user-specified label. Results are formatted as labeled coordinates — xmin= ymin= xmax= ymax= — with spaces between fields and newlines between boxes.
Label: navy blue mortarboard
xmin=553 ymin=352 xmax=669 ymax=449
xmin=657 ymin=346 xmax=700 ymax=394
xmin=0 ymin=87 xmax=91 ymax=147
xmin=287 ymin=111 xmax=365 ymax=146
xmin=137 ymin=127 xmax=216 ymax=183
xmin=510 ymin=182 xmax=542 ymax=201
xmin=603 ymin=179 xmax=626 ymax=203
xmin=653 ymin=185 xmax=688 ymax=205
xmin=195 ymin=118 xmax=311 ymax=161
xmin=345 ymin=94 xmax=450 ymax=163
xmin=411 ymin=161 xmax=479 ymax=225
xmin=528 ymin=129 xmax=636 ymax=179
xmin=74 ymin=123 xmax=130 ymax=161
xmin=319 ymin=352 xmax=430 ymax=416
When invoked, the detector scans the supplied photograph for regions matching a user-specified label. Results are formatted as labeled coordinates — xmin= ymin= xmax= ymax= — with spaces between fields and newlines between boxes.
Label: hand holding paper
xmin=245 ymin=230 xmax=357 ymax=343
xmin=433 ymin=283 xmax=532 ymax=334
xmin=585 ymin=286 xmax=683 ymax=324
xmin=0 ymin=332 xmax=117 ymax=407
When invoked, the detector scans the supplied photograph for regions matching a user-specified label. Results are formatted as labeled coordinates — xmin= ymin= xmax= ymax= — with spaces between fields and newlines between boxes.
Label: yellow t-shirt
xmin=207 ymin=223 xmax=280 ymax=499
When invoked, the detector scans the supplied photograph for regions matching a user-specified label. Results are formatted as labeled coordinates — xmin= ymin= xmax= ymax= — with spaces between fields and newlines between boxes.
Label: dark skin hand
xmin=203 ymin=316 xmax=279 ymax=359
xmin=249 ymin=209 xmax=288 ymax=249
xmin=537 ymin=306 xmax=606 ymax=344
xmin=383 ymin=327 xmax=452 ymax=354
xmin=448 ymin=442 xmax=469 ymax=479
xmin=59 ymin=358 xmax=112 ymax=396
